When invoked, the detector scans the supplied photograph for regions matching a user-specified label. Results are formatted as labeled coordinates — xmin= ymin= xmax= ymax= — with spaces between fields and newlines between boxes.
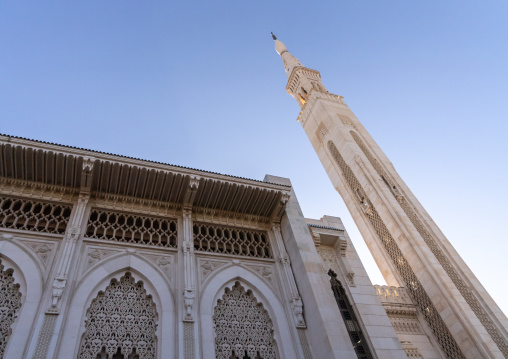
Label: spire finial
xmin=271 ymin=32 xmax=277 ymax=41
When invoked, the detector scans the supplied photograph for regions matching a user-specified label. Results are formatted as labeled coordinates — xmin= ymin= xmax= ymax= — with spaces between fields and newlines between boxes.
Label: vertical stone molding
xmin=297 ymin=329 xmax=314 ymax=359
xmin=272 ymin=223 xmax=306 ymax=328
xmin=48 ymin=193 xmax=90 ymax=313
xmin=32 ymin=314 xmax=57 ymax=359
xmin=182 ymin=208 xmax=196 ymax=322
xmin=183 ymin=322 xmax=195 ymax=359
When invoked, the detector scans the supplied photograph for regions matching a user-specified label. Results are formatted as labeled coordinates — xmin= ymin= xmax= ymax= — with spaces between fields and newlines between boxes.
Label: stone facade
xmin=0 ymin=135 xmax=405 ymax=359
xmin=274 ymin=35 xmax=508 ymax=358
xmin=0 ymin=36 xmax=506 ymax=359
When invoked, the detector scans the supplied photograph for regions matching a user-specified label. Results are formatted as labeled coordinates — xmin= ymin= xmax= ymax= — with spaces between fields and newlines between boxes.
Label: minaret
xmin=274 ymin=36 xmax=508 ymax=358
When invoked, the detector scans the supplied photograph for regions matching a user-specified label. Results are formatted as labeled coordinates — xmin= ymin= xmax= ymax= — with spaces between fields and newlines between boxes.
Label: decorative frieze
xmin=0 ymin=178 xmax=77 ymax=202
xmin=91 ymin=193 xmax=181 ymax=216
xmin=192 ymin=208 xmax=271 ymax=229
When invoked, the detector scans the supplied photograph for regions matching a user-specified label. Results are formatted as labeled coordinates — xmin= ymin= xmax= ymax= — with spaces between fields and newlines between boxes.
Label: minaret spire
xmin=277 ymin=38 xmax=508 ymax=359
xmin=272 ymin=36 xmax=327 ymax=108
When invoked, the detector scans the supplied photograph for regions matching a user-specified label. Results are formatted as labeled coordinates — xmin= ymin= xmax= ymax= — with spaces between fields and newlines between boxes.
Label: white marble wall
xmin=0 ymin=191 xmax=313 ymax=359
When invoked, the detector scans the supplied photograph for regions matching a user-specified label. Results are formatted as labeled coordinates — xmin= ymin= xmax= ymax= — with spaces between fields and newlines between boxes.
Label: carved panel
xmin=0 ymin=259 xmax=22 ymax=357
xmin=213 ymin=282 xmax=278 ymax=359
xmin=78 ymin=272 xmax=157 ymax=359
xmin=20 ymin=239 xmax=56 ymax=268
xmin=85 ymin=247 xmax=119 ymax=271
xmin=246 ymin=264 xmax=273 ymax=285
xmin=140 ymin=253 xmax=172 ymax=278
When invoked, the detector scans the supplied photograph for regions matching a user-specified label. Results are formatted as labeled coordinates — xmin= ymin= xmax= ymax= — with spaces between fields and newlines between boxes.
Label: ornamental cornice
xmin=0 ymin=178 xmax=77 ymax=203
xmin=0 ymin=134 xmax=290 ymax=191
xmin=0 ymin=136 xmax=291 ymax=219
xmin=297 ymin=91 xmax=347 ymax=126
xmin=192 ymin=207 xmax=271 ymax=228
xmin=91 ymin=193 xmax=181 ymax=216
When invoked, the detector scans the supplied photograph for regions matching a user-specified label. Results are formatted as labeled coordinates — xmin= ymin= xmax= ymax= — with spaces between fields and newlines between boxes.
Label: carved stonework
xmin=247 ymin=264 xmax=273 ymax=284
xmin=291 ymin=296 xmax=306 ymax=328
xmin=338 ymin=238 xmax=348 ymax=256
xmin=316 ymin=123 xmax=329 ymax=144
xmin=21 ymin=240 xmax=55 ymax=268
xmin=200 ymin=260 xmax=228 ymax=282
xmin=213 ymin=282 xmax=278 ymax=359
xmin=78 ymin=272 xmax=157 ymax=359
xmin=141 ymin=254 xmax=172 ymax=277
xmin=317 ymin=246 xmax=336 ymax=266
xmin=183 ymin=290 xmax=195 ymax=322
xmin=346 ymin=272 xmax=355 ymax=287
xmin=85 ymin=247 xmax=119 ymax=270
xmin=339 ymin=116 xmax=358 ymax=130
xmin=0 ymin=259 xmax=22 ymax=357
xmin=401 ymin=342 xmax=423 ymax=359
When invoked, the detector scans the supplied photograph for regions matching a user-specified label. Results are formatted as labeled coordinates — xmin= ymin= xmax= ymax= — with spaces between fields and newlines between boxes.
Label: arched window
xmin=328 ymin=270 xmax=373 ymax=359
xmin=0 ymin=258 xmax=22 ymax=357
xmin=78 ymin=272 xmax=157 ymax=359
xmin=213 ymin=282 xmax=278 ymax=359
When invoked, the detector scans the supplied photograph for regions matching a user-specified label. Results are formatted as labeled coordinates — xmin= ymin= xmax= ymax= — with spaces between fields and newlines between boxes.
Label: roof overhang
xmin=0 ymin=135 xmax=291 ymax=219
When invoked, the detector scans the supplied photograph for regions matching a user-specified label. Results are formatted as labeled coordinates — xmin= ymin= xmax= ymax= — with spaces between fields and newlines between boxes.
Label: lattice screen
xmin=86 ymin=209 xmax=177 ymax=248
xmin=193 ymin=223 xmax=272 ymax=258
xmin=0 ymin=196 xmax=71 ymax=234
xmin=327 ymin=140 xmax=465 ymax=359
xmin=213 ymin=282 xmax=278 ymax=359
xmin=350 ymin=130 xmax=508 ymax=356
xmin=78 ymin=272 xmax=157 ymax=359
xmin=0 ymin=259 xmax=22 ymax=357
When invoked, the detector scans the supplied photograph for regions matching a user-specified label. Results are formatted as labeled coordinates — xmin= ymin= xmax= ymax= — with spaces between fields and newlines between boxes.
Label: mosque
xmin=0 ymin=36 xmax=507 ymax=359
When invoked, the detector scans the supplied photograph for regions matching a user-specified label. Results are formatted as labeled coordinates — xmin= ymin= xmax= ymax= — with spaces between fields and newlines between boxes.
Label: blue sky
xmin=1 ymin=1 xmax=507 ymax=315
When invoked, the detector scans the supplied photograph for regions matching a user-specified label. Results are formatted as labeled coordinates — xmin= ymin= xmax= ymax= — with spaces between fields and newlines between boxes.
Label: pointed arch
xmin=78 ymin=272 xmax=157 ymax=359
xmin=199 ymin=265 xmax=297 ymax=359
xmin=57 ymin=253 xmax=175 ymax=358
xmin=214 ymin=281 xmax=279 ymax=359
xmin=0 ymin=237 xmax=43 ymax=358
